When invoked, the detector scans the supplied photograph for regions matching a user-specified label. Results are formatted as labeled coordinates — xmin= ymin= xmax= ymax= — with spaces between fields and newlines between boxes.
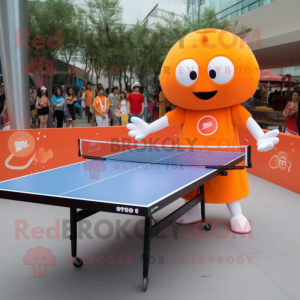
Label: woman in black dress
xmin=66 ymin=86 xmax=77 ymax=128
xmin=37 ymin=86 xmax=51 ymax=128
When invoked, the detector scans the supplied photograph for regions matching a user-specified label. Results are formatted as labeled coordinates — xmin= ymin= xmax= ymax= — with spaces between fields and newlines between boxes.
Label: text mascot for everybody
xmin=127 ymin=28 xmax=279 ymax=233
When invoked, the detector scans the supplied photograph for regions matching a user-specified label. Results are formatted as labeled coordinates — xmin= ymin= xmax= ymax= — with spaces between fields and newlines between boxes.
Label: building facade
xmin=138 ymin=0 xmax=276 ymax=25
xmin=138 ymin=0 xmax=300 ymax=80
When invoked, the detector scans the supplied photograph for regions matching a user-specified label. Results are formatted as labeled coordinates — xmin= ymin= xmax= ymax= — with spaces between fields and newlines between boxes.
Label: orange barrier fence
xmin=238 ymin=128 xmax=300 ymax=194
xmin=0 ymin=126 xmax=179 ymax=182
xmin=1 ymin=126 xmax=299 ymax=195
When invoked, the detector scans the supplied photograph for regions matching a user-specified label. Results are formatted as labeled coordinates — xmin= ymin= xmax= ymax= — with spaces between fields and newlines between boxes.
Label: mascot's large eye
xmin=175 ymin=59 xmax=199 ymax=86
xmin=207 ymin=56 xmax=234 ymax=84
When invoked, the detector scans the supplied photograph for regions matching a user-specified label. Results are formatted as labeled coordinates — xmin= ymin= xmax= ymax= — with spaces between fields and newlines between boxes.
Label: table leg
xmin=200 ymin=186 xmax=211 ymax=231
xmin=70 ymin=208 xmax=83 ymax=268
xmin=142 ymin=216 xmax=152 ymax=291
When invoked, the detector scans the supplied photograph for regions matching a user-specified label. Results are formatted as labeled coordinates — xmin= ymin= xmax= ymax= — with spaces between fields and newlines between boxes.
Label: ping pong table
xmin=0 ymin=144 xmax=249 ymax=291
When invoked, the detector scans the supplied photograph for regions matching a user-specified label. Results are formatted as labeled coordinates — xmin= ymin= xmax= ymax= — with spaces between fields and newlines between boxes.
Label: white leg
xmin=175 ymin=200 xmax=202 ymax=225
xmin=226 ymin=200 xmax=251 ymax=233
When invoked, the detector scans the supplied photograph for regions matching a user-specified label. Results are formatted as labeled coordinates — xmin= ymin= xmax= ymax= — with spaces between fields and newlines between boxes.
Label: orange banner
xmin=238 ymin=128 xmax=300 ymax=194
xmin=2 ymin=126 xmax=298 ymax=195
xmin=0 ymin=126 xmax=179 ymax=182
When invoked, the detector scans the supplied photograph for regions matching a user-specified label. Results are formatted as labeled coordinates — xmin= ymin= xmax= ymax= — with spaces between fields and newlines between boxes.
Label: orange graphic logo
xmin=6 ymin=131 xmax=53 ymax=170
xmin=269 ymin=151 xmax=292 ymax=172
xmin=33 ymin=148 xmax=53 ymax=163
xmin=8 ymin=131 xmax=35 ymax=158
xmin=197 ymin=116 xmax=218 ymax=136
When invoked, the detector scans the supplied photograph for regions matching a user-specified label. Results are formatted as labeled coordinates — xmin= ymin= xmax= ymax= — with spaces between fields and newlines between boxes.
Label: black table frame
xmin=0 ymin=155 xmax=247 ymax=291
xmin=69 ymin=186 xmax=208 ymax=291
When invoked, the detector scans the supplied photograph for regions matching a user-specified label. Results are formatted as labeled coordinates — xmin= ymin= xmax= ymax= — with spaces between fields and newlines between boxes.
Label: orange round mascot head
xmin=160 ymin=28 xmax=260 ymax=110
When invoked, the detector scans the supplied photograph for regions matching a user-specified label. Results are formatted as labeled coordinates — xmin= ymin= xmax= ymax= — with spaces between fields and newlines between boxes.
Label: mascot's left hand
xmin=257 ymin=130 xmax=279 ymax=152
xmin=246 ymin=117 xmax=279 ymax=152
xmin=127 ymin=116 xmax=169 ymax=142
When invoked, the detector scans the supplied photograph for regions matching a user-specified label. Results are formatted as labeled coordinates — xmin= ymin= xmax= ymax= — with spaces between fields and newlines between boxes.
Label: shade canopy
xmin=260 ymin=70 xmax=283 ymax=82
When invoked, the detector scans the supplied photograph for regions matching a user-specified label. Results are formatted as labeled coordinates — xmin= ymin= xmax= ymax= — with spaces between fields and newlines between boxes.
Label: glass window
xmin=242 ymin=0 xmax=256 ymax=8
xmin=230 ymin=0 xmax=241 ymax=4
xmin=216 ymin=12 xmax=222 ymax=19
xmin=258 ymin=0 xmax=273 ymax=6
xmin=230 ymin=11 xmax=238 ymax=18
xmin=249 ymin=2 xmax=258 ymax=10
xmin=221 ymin=0 xmax=231 ymax=11
xmin=211 ymin=0 xmax=221 ymax=14
xmin=230 ymin=3 xmax=239 ymax=13
xmin=149 ymin=6 xmax=158 ymax=17
xmin=221 ymin=7 xmax=230 ymax=17
xmin=241 ymin=6 xmax=248 ymax=13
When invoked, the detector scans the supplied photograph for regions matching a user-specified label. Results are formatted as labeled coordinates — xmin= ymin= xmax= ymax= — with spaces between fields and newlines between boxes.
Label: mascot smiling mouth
xmin=193 ymin=91 xmax=217 ymax=100
xmin=194 ymin=91 xmax=218 ymax=100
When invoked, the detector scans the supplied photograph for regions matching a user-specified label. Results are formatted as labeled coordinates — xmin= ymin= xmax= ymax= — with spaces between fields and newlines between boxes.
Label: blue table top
xmin=0 ymin=160 xmax=215 ymax=207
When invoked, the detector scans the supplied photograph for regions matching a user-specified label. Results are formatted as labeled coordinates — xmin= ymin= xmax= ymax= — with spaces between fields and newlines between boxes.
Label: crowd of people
xmin=246 ymin=87 xmax=300 ymax=136
xmin=0 ymin=81 xmax=175 ymax=130
xmin=0 ymin=80 xmax=298 ymax=135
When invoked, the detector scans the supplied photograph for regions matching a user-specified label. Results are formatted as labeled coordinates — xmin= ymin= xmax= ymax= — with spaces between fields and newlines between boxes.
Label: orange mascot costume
xmin=127 ymin=29 xmax=279 ymax=233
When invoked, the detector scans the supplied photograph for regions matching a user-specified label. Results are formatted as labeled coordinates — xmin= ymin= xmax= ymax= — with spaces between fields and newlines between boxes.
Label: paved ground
xmin=0 ymin=173 xmax=299 ymax=300
xmin=55 ymin=113 xmax=95 ymax=128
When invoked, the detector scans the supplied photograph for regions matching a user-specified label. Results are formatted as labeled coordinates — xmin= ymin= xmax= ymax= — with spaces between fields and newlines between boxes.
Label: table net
xmin=78 ymin=139 xmax=251 ymax=169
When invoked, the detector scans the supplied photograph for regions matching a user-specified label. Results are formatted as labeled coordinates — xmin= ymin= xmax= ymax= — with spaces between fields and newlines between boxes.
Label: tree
xmin=59 ymin=20 xmax=80 ymax=66
xmin=182 ymin=7 xmax=251 ymax=37
xmin=128 ymin=22 xmax=153 ymax=86
xmin=28 ymin=0 xmax=76 ymax=128
xmin=81 ymin=0 xmax=124 ymax=93
xmin=28 ymin=0 xmax=76 ymax=92
xmin=151 ymin=7 xmax=253 ymax=92
xmin=113 ymin=28 xmax=133 ymax=91
xmin=77 ymin=20 xmax=94 ymax=81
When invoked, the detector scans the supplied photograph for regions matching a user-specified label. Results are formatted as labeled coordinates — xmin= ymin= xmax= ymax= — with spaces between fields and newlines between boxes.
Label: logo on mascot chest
xmin=197 ymin=116 xmax=218 ymax=135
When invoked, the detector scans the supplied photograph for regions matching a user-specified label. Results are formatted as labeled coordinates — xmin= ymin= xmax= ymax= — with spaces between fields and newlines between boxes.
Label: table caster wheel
xmin=203 ymin=223 xmax=211 ymax=231
xmin=143 ymin=277 xmax=148 ymax=291
xmin=73 ymin=257 xmax=83 ymax=268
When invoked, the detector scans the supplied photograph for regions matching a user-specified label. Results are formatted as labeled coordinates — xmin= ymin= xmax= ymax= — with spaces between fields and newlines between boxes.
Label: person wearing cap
xmin=36 ymin=86 xmax=52 ymax=128
xmin=127 ymin=82 xmax=144 ymax=123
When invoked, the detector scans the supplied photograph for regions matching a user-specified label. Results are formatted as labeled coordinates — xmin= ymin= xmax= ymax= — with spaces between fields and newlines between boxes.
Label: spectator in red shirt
xmin=127 ymin=82 xmax=144 ymax=123
xmin=283 ymin=91 xmax=299 ymax=135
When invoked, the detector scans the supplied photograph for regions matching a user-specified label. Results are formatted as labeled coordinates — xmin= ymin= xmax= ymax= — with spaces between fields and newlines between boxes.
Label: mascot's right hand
xmin=127 ymin=117 xmax=151 ymax=142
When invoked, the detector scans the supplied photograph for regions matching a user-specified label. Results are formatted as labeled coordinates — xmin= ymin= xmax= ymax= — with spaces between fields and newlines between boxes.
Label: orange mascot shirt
xmin=160 ymin=28 xmax=260 ymax=204
xmin=167 ymin=105 xmax=251 ymax=204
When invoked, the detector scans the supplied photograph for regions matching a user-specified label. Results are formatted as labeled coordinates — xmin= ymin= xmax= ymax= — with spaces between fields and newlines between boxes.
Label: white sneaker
xmin=230 ymin=214 xmax=251 ymax=233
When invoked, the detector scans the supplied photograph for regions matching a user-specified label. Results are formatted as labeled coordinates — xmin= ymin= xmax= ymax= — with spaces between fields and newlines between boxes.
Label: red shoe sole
xmin=230 ymin=228 xmax=251 ymax=234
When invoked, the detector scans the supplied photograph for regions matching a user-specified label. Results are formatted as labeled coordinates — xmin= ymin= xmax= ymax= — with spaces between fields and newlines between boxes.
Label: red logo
xmin=197 ymin=116 xmax=218 ymax=135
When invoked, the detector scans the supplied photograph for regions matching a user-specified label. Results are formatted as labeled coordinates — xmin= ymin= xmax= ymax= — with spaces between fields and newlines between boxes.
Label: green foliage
xmin=28 ymin=1 xmax=252 ymax=90
xmin=28 ymin=0 xmax=76 ymax=60
xmin=80 ymin=0 xmax=124 ymax=91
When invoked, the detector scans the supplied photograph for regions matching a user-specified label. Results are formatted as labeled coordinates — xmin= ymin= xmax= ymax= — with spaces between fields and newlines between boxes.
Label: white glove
xmin=127 ymin=116 xmax=169 ymax=141
xmin=246 ymin=117 xmax=279 ymax=152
